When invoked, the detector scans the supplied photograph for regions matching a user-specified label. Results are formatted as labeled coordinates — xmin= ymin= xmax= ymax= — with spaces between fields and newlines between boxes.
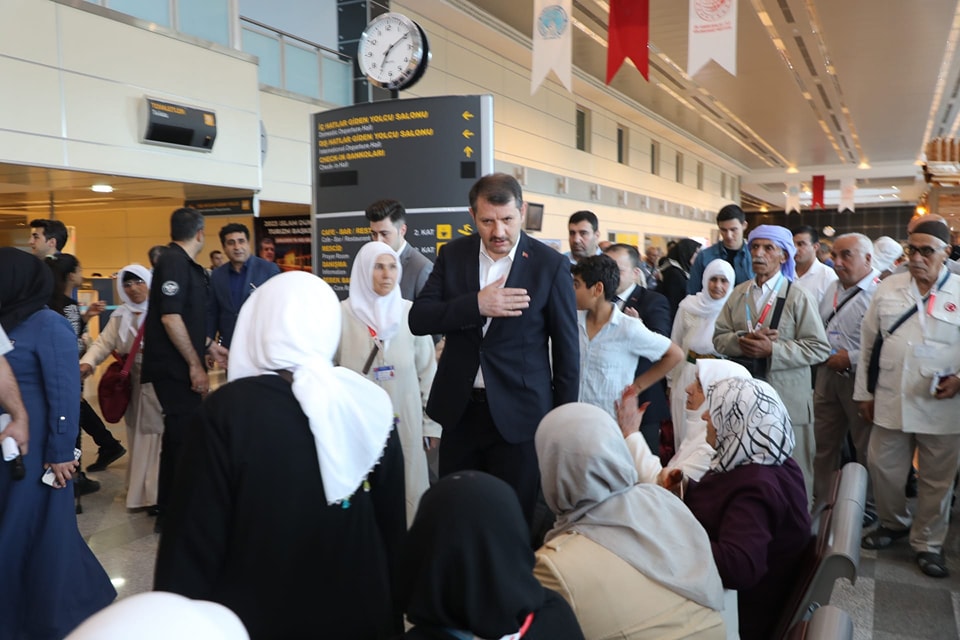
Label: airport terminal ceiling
xmin=0 ymin=163 xmax=304 ymax=231
xmin=458 ymin=0 xmax=960 ymax=212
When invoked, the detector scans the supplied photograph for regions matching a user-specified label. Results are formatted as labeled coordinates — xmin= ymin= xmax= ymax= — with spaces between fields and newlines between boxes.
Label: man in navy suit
xmin=207 ymin=223 xmax=280 ymax=348
xmin=605 ymin=243 xmax=673 ymax=454
xmin=409 ymin=173 xmax=579 ymax=524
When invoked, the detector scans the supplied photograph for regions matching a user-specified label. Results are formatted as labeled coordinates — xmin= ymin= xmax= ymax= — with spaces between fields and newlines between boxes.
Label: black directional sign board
xmin=312 ymin=95 xmax=494 ymax=297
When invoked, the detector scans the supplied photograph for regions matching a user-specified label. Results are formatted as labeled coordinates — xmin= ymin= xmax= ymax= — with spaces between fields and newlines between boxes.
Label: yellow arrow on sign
xmin=462 ymin=129 xmax=474 ymax=139
xmin=462 ymin=111 xmax=474 ymax=120
xmin=463 ymin=146 xmax=474 ymax=158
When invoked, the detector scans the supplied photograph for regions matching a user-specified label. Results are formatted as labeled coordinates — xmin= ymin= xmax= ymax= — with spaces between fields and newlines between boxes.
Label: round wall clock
xmin=357 ymin=12 xmax=430 ymax=91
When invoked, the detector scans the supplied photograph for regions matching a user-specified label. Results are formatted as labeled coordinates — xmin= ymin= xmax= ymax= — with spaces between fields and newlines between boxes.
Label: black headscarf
xmin=399 ymin=471 xmax=546 ymax=638
xmin=666 ymin=238 xmax=702 ymax=275
xmin=0 ymin=247 xmax=53 ymax=333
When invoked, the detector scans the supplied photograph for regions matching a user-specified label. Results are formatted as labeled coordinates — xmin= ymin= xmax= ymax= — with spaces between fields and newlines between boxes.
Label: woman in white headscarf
xmin=154 ymin=272 xmax=406 ymax=640
xmin=685 ymin=377 xmax=811 ymax=640
xmin=338 ymin=241 xmax=439 ymax=526
xmin=80 ymin=264 xmax=163 ymax=509
xmin=667 ymin=259 xmax=735 ymax=447
xmin=534 ymin=402 xmax=726 ymax=640
xmin=619 ymin=356 xmax=753 ymax=485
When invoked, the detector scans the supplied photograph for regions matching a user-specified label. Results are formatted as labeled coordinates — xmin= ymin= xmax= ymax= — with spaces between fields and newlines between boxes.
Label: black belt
xmin=470 ymin=388 xmax=487 ymax=403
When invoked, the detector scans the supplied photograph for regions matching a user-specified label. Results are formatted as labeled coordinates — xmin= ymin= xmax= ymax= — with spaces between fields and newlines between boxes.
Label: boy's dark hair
xmin=260 ymin=236 xmax=275 ymax=247
xmin=568 ymin=210 xmax=599 ymax=232
xmin=571 ymin=254 xmax=620 ymax=301
xmin=30 ymin=219 xmax=68 ymax=250
xmin=716 ymin=204 xmax=745 ymax=224
xmin=148 ymin=245 xmax=166 ymax=268
xmin=605 ymin=243 xmax=641 ymax=269
xmin=791 ymin=225 xmax=819 ymax=244
xmin=46 ymin=253 xmax=80 ymax=314
xmin=218 ymin=223 xmax=250 ymax=245
xmin=365 ymin=199 xmax=406 ymax=225
xmin=468 ymin=173 xmax=523 ymax=211
xmin=170 ymin=207 xmax=204 ymax=242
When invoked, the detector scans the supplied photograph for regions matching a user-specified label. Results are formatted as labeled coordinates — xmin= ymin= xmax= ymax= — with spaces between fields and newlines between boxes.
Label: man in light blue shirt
xmin=564 ymin=210 xmax=603 ymax=265
xmin=812 ymin=233 xmax=879 ymax=518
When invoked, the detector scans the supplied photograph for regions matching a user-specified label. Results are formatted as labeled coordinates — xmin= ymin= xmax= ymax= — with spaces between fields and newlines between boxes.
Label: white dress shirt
xmin=474 ymin=240 xmax=520 ymax=388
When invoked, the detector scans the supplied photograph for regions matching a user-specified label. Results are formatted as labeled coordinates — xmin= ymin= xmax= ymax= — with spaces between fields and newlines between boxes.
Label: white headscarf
xmin=66 ymin=592 xmax=248 ymax=640
xmin=706 ymin=377 xmax=795 ymax=471
xmin=537 ymin=402 xmax=724 ymax=611
xmin=228 ymin=271 xmax=394 ymax=504
xmin=696 ymin=359 xmax=752 ymax=395
xmin=676 ymin=259 xmax=735 ymax=353
xmin=347 ymin=242 xmax=404 ymax=343
xmin=872 ymin=236 xmax=903 ymax=273
xmin=115 ymin=264 xmax=152 ymax=340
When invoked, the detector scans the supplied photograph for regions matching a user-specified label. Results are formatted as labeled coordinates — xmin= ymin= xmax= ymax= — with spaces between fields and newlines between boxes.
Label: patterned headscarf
xmin=706 ymin=377 xmax=794 ymax=471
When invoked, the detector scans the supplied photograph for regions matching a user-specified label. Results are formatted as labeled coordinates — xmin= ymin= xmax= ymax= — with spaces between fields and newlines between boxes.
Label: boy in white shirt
xmin=571 ymin=255 xmax=683 ymax=421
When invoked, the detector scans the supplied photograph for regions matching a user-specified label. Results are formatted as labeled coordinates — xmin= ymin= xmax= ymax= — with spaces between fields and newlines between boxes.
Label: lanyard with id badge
xmin=908 ymin=271 xmax=955 ymax=395
xmin=362 ymin=327 xmax=395 ymax=383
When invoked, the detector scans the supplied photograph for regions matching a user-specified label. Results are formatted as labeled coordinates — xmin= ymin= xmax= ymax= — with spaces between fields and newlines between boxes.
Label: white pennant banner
xmin=531 ymin=0 xmax=573 ymax=94
xmin=786 ymin=181 xmax=801 ymax=214
xmin=839 ymin=176 xmax=856 ymax=212
xmin=687 ymin=0 xmax=738 ymax=77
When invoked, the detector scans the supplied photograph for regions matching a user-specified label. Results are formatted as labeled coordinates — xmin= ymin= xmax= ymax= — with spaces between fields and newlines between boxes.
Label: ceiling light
xmin=857 ymin=161 xmax=871 ymax=169
xmin=91 ymin=184 xmax=114 ymax=193
xmin=786 ymin=167 xmax=799 ymax=174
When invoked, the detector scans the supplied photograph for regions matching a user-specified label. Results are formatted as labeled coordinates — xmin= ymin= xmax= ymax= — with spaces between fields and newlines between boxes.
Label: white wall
xmin=0 ymin=0 xmax=261 ymax=190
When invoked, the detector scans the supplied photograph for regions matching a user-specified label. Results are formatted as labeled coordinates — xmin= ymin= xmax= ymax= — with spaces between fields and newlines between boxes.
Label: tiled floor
xmin=75 ymin=390 xmax=960 ymax=638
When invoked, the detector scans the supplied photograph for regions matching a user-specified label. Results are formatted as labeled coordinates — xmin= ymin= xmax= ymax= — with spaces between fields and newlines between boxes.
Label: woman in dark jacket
xmin=658 ymin=238 xmax=701 ymax=321
xmin=685 ymin=376 xmax=811 ymax=640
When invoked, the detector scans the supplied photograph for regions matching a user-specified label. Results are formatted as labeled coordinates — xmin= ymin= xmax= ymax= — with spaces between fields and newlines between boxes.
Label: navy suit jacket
xmin=206 ymin=256 xmax=281 ymax=347
xmin=409 ymin=232 xmax=579 ymax=443
xmin=622 ymin=285 xmax=672 ymax=424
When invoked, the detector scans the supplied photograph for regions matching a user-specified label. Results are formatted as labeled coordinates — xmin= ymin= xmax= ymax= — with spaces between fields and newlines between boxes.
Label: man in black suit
xmin=409 ymin=173 xmax=579 ymax=524
xmin=605 ymin=243 xmax=672 ymax=454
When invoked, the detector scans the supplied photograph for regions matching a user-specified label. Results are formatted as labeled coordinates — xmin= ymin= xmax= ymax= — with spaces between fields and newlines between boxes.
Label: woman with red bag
xmin=81 ymin=265 xmax=163 ymax=512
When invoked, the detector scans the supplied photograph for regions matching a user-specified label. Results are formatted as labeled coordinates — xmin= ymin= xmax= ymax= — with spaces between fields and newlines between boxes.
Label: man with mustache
xmin=854 ymin=218 xmax=960 ymax=578
xmin=713 ymin=225 xmax=830 ymax=502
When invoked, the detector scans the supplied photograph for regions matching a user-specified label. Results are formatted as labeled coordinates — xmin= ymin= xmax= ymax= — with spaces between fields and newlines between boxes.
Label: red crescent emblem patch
xmin=946 ymin=302 xmax=957 ymax=312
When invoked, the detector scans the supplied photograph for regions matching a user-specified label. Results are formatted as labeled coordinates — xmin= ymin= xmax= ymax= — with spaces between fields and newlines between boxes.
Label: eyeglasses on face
xmin=905 ymin=244 xmax=944 ymax=258
xmin=122 ymin=279 xmax=146 ymax=287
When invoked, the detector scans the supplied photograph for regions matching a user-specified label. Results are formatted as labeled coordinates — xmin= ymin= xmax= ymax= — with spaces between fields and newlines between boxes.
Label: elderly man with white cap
xmin=854 ymin=217 xmax=960 ymax=579
xmin=714 ymin=224 xmax=830 ymax=501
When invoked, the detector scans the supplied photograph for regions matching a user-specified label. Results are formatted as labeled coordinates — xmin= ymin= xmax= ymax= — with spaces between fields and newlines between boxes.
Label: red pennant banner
xmin=812 ymin=175 xmax=825 ymax=209
xmin=606 ymin=0 xmax=650 ymax=83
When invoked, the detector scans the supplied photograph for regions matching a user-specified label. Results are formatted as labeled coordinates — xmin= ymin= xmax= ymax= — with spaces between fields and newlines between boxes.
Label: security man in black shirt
xmin=142 ymin=207 xmax=227 ymax=532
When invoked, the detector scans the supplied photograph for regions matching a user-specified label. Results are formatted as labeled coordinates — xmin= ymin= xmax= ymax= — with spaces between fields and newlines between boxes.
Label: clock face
xmin=358 ymin=12 xmax=429 ymax=91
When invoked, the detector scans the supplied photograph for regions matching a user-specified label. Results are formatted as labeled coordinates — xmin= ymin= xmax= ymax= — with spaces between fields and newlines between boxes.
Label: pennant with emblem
xmin=838 ymin=176 xmax=856 ymax=213
xmin=785 ymin=181 xmax=801 ymax=214
xmin=688 ymin=0 xmax=738 ymax=77
xmin=531 ymin=0 xmax=573 ymax=94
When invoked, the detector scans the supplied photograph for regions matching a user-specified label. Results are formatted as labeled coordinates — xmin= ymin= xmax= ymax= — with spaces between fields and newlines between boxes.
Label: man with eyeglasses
xmin=854 ymin=218 xmax=960 ymax=579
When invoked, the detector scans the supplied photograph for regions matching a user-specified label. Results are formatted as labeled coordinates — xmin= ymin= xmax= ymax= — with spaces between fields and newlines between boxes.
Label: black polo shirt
xmin=141 ymin=242 xmax=209 ymax=384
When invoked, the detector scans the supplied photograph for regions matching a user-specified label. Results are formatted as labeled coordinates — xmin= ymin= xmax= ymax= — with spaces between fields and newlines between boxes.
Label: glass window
xmin=576 ymin=107 xmax=590 ymax=151
xmin=285 ymin=42 xmax=320 ymax=99
xmin=697 ymin=162 xmax=704 ymax=190
xmin=242 ymin=28 xmax=282 ymax=88
xmin=721 ymin=173 xmax=728 ymax=198
xmin=617 ymin=126 xmax=628 ymax=164
xmin=178 ymin=0 xmax=230 ymax=46
xmin=107 ymin=0 xmax=170 ymax=27
xmin=322 ymin=54 xmax=353 ymax=106
xmin=650 ymin=141 xmax=660 ymax=175
xmin=675 ymin=152 xmax=684 ymax=183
